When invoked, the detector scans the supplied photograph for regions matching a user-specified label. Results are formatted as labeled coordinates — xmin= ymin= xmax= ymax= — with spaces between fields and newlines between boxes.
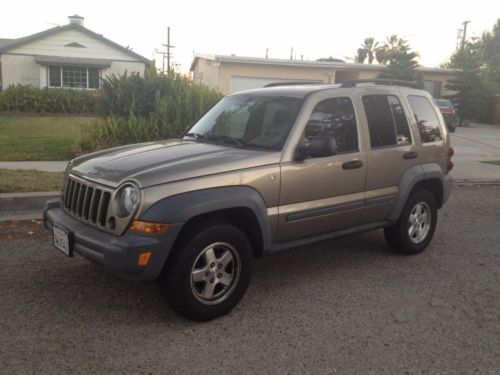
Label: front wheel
xmin=384 ymin=189 xmax=437 ymax=255
xmin=159 ymin=221 xmax=253 ymax=321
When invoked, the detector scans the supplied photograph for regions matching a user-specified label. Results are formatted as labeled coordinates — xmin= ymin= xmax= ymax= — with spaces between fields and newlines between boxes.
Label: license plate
xmin=53 ymin=225 xmax=73 ymax=257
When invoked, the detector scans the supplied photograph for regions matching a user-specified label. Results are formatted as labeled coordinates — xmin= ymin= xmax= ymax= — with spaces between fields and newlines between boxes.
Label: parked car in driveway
xmin=435 ymin=99 xmax=457 ymax=132
xmin=44 ymin=79 xmax=454 ymax=321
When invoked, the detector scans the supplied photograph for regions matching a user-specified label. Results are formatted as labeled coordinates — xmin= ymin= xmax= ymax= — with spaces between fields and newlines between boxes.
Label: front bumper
xmin=43 ymin=199 xmax=183 ymax=281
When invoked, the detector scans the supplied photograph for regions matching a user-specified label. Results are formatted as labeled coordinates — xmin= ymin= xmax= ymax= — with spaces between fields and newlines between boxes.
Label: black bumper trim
xmin=43 ymin=199 xmax=183 ymax=281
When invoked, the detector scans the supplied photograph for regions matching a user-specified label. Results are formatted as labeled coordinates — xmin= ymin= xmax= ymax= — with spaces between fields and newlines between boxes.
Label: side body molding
xmin=389 ymin=163 xmax=448 ymax=221
xmin=140 ymin=186 xmax=273 ymax=251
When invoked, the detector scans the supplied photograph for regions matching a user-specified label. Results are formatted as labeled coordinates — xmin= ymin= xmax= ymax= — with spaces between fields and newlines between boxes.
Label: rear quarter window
xmin=407 ymin=95 xmax=443 ymax=143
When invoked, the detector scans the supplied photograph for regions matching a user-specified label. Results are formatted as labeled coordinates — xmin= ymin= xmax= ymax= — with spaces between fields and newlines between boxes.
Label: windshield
xmin=184 ymin=95 xmax=304 ymax=150
xmin=436 ymin=99 xmax=453 ymax=109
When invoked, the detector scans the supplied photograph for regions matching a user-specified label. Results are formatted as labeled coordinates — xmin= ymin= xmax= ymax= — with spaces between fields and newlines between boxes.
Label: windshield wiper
xmin=183 ymin=132 xmax=208 ymax=141
xmin=210 ymin=135 xmax=247 ymax=148
xmin=184 ymin=133 xmax=249 ymax=148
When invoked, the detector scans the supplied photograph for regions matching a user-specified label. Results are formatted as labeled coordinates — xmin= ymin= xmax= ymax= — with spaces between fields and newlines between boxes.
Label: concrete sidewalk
xmin=450 ymin=123 xmax=500 ymax=181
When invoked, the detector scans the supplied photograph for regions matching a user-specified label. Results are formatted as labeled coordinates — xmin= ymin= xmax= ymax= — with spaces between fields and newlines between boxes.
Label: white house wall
xmin=1 ymin=54 xmax=40 ymax=87
xmin=7 ymin=29 xmax=137 ymax=61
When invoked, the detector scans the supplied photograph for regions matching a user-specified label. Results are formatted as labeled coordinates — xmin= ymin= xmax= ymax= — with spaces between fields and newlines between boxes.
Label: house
xmin=0 ymin=15 xmax=149 ymax=91
xmin=190 ymin=54 xmax=460 ymax=98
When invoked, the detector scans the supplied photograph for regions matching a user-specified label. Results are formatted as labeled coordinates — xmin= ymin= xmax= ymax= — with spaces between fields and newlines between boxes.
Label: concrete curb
xmin=0 ymin=191 xmax=59 ymax=213
xmin=453 ymin=179 xmax=500 ymax=186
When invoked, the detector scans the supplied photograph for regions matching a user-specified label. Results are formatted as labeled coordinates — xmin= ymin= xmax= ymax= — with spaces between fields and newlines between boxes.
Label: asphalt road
xmin=1 ymin=185 xmax=499 ymax=374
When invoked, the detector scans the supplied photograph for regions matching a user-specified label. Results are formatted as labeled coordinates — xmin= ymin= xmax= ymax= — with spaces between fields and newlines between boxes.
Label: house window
xmin=48 ymin=66 xmax=101 ymax=89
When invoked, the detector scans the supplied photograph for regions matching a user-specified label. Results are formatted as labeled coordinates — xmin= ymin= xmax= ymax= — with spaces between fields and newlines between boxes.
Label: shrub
xmin=80 ymin=70 xmax=222 ymax=150
xmin=0 ymin=85 xmax=100 ymax=114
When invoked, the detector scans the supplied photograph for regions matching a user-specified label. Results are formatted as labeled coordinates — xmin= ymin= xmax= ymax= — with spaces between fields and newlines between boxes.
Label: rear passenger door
xmin=355 ymin=89 xmax=420 ymax=224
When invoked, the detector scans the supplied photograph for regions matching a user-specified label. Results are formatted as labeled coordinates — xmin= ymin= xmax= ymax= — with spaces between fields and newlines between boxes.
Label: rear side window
xmin=408 ymin=95 xmax=443 ymax=143
xmin=304 ymin=97 xmax=358 ymax=153
xmin=362 ymin=95 xmax=412 ymax=148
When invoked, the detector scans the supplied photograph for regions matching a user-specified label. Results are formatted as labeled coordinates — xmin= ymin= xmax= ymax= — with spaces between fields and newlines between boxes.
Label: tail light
xmin=447 ymin=147 xmax=454 ymax=172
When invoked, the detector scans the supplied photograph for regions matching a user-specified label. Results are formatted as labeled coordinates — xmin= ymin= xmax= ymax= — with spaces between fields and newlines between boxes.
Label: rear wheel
xmin=384 ymin=189 xmax=437 ymax=255
xmin=159 ymin=221 xmax=253 ymax=321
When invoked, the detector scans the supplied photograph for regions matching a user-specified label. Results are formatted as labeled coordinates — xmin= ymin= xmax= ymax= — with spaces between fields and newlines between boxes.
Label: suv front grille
xmin=63 ymin=175 xmax=112 ymax=228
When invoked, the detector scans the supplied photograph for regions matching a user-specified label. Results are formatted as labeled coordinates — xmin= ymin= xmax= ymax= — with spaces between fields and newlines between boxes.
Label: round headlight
xmin=120 ymin=185 xmax=139 ymax=216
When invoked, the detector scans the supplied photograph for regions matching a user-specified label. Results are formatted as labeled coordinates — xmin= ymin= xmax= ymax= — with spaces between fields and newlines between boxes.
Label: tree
xmin=445 ymin=41 xmax=493 ymax=124
xmin=443 ymin=22 xmax=498 ymax=124
xmin=377 ymin=36 xmax=421 ymax=81
xmin=481 ymin=19 xmax=500 ymax=96
xmin=355 ymin=37 xmax=379 ymax=64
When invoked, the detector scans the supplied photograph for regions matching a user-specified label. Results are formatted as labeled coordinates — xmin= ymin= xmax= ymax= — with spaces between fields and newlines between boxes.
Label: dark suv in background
xmin=435 ymin=99 xmax=457 ymax=132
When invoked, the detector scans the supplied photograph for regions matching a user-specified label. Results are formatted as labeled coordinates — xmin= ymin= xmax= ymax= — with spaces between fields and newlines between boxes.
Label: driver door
xmin=278 ymin=95 xmax=367 ymax=242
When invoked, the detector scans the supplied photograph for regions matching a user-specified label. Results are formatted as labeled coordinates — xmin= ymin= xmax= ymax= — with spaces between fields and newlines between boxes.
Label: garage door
xmin=230 ymin=76 xmax=322 ymax=93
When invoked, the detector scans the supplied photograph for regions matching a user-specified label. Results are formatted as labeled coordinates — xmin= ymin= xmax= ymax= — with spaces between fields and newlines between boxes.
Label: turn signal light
xmin=138 ymin=252 xmax=152 ymax=266
xmin=128 ymin=220 xmax=169 ymax=235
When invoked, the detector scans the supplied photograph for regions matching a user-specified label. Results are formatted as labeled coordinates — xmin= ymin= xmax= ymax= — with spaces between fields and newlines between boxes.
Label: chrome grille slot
xmin=62 ymin=175 xmax=113 ymax=230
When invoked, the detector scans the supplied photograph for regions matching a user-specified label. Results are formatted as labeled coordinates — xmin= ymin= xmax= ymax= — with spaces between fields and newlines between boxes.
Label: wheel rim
xmin=190 ymin=242 xmax=241 ymax=305
xmin=408 ymin=201 xmax=431 ymax=244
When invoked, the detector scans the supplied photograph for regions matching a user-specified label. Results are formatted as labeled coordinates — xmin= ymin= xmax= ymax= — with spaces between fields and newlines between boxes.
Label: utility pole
xmin=161 ymin=26 xmax=175 ymax=73
xmin=461 ymin=20 xmax=471 ymax=50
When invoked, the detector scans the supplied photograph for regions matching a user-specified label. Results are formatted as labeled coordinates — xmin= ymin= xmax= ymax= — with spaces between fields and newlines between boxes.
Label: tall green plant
xmin=80 ymin=71 xmax=222 ymax=150
xmin=0 ymin=85 xmax=100 ymax=114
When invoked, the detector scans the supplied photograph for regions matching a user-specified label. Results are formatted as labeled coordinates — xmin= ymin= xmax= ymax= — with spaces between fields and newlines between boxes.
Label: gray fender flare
xmin=140 ymin=186 xmax=272 ymax=251
xmin=389 ymin=163 xmax=446 ymax=221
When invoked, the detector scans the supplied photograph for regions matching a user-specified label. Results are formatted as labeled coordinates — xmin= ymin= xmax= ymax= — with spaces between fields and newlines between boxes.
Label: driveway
xmin=450 ymin=123 xmax=500 ymax=180
xmin=1 ymin=185 xmax=499 ymax=373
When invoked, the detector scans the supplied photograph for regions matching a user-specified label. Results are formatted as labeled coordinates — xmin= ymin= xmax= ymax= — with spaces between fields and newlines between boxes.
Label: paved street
xmin=1 ymin=185 xmax=499 ymax=374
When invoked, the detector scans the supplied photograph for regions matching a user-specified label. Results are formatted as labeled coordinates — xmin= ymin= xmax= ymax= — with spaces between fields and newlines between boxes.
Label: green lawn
xmin=0 ymin=169 xmax=64 ymax=193
xmin=0 ymin=115 xmax=95 ymax=161
xmin=481 ymin=160 xmax=500 ymax=166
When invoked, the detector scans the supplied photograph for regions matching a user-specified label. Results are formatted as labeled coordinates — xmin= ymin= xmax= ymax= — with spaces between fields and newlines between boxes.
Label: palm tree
xmin=355 ymin=37 xmax=378 ymax=64
xmin=376 ymin=35 xmax=411 ymax=64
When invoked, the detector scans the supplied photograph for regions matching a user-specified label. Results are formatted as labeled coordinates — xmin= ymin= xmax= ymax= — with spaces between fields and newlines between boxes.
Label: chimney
xmin=68 ymin=15 xmax=84 ymax=26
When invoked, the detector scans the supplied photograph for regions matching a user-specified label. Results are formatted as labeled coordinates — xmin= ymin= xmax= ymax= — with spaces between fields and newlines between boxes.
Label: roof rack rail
xmin=340 ymin=79 xmax=418 ymax=89
xmin=264 ymin=81 xmax=324 ymax=88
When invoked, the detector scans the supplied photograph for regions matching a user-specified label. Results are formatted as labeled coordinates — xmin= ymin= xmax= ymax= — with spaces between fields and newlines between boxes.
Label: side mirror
xmin=295 ymin=135 xmax=337 ymax=161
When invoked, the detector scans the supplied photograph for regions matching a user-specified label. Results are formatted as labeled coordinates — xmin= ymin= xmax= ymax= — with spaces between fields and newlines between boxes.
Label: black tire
xmin=159 ymin=220 xmax=253 ymax=321
xmin=384 ymin=189 xmax=437 ymax=255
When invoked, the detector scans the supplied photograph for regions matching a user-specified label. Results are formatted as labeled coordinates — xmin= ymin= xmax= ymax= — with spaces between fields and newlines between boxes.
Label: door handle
xmin=403 ymin=151 xmax=418 ymax=160
xmin=342 ymin=160 xmax=363 ymax=170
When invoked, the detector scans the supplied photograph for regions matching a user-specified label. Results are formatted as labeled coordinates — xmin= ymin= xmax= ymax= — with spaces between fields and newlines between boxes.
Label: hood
xmin=70 ymin=139 xmax=280 ymax=188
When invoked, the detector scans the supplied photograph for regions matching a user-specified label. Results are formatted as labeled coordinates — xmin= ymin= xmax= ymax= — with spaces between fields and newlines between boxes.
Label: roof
xmin=0 ymin=38 xmax=14 ymax=48
xmin=229 ymin=84 xmax=341 ymax=98
xmin=0 ymin=23 xmax=150 ymax=64
xmin=191 ymin=54 xmax=460 ymax=75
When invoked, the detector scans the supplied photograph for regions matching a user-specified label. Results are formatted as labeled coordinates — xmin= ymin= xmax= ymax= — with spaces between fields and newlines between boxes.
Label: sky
xmin=1 ymin=0 xmax=499 ymax=72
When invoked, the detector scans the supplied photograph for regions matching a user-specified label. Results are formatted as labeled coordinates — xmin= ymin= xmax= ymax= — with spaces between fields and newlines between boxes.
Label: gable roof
xmin=0 ymin=23 xmax=150 ymax=64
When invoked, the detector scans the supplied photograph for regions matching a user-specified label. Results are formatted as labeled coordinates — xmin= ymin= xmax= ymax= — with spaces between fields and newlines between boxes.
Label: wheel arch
xmin=389 ymin=163 xmax=447 ymax=221
xmin=140 ymin=186 xmax=272 ymax=258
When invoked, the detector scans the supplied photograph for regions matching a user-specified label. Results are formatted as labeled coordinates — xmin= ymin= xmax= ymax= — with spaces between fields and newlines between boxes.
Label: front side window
xmin=407 ymin=95 xmax=443 ymax=143
xmin=48 ymin=66 xmax=101 ymax=89
xmin=185 ymin=95 xmax=304 ymax=150
xmin=304 ymin=97 xmax=358 ymax=153
xmin=362 ymin=95 xmax=412 ymax=148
